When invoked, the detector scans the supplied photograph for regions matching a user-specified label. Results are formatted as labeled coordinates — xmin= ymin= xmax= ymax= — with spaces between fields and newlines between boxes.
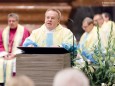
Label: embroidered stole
xmin=2 ymin=24 xmax=24 ymax=53
xmin=34 ymin=24 xmax=64 ymax=46
xmin=0 ymin=24 xmax=24 ymax=83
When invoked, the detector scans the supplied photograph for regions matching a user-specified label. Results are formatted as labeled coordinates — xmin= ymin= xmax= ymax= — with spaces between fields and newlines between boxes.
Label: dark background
xmin=66 ymin=6 xmax=115 ymax=41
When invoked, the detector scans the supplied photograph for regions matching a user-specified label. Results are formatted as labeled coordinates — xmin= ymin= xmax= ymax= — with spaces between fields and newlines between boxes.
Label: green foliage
xmin=74 ymin=23 xmax=115 ymax=86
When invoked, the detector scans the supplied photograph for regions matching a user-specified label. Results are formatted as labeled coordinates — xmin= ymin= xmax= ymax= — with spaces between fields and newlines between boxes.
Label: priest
xmin=0 ymin=13 xmax=30 ymax=86
xmin=23 ymin=9 xmax=77 ymax=52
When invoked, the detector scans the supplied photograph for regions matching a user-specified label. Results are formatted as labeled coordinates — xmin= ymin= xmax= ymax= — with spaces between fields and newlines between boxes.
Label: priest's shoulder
xmin=61 ymin=26 xmax=73 ymax=33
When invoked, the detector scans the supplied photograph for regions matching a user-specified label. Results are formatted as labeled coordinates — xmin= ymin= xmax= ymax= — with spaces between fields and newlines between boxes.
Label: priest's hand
xmin=4 ymin=53 xmax=15 ymax=60
xmin=4 ymin=55 xmax=9 ymax=60
xmin=27 ymin=44 xmax=35 ymax=47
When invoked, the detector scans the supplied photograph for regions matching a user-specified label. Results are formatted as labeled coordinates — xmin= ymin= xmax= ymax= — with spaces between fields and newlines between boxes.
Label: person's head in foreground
xmin=45 ymin=8 xmax=61 ymax=30
xmin=53 ymin=68 xmax=90 ymax=86
xmin=5 ymin=75 xmax=35 ymax=86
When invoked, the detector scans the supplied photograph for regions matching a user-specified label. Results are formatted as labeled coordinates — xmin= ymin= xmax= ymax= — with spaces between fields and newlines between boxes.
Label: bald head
xmin=82 ymin=17 xmax=93 ymax=24
xmin=53 ymin=68 xmax=89 ymax=86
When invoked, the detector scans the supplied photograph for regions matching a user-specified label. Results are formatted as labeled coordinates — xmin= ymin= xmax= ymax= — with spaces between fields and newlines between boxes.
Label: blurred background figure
xmin=0 ymin=13 xmax=30 ymax=86
xmin=5 ymin=75 xmax=35 ymax=86
xmin=93 ymin=14 xmax=108 ymax=45
xmin=101 ymin=12 xmax=115 ymax=38
xmin=77 ymin=17 xmax=96 ymax=63
xmin=93 ymin=14 xmax=115 ymax=43
xmin=53 ymin=68 xmax=89 ymax=86
xmin=102 ymin=12 xmax=111 ymax=23
xmin=93 ymin=14 xmax=104 ymax=27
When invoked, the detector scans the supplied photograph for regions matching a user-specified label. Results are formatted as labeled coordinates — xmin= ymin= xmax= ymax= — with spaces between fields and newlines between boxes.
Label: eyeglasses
xmin=82 ymin=22 xmax=93 ymax=29
xmin=93 ymin=17 xmax=102 ymax=22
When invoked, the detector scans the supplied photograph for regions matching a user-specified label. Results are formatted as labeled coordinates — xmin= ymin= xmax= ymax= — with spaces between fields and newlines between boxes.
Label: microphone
xmin=68 ymin=18 xmax=76 ymax=66
xmin=68 ymin=19 xmax=74 ymax=24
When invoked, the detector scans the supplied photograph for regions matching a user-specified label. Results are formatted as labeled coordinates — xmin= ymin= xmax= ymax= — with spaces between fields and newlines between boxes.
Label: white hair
xmin=53 ymin=68 xmax=90 ymax=86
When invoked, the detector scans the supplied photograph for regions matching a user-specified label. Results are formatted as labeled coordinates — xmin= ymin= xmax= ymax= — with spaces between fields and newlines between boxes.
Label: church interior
xmin=0 ymin=0 xmax=115 ymax=86
xmin=0 ymin=0 xmax=115 ymax=40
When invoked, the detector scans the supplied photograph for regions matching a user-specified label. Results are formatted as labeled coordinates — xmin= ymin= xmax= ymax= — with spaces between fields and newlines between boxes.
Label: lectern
xmin=16 ymin=47 xmax=71 ymax=86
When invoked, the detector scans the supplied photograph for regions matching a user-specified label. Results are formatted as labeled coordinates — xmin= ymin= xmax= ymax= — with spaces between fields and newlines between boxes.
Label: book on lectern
xmin=17 ymin=47 xmax=69 ymax=54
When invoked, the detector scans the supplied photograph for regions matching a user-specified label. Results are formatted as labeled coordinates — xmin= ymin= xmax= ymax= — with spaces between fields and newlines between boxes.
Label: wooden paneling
xmin=0 ymin=3 xmax=71 ymax=24
xmin=0 ymin=0 xmax=73 ymax=3
xmin=72 ymin=0 xmax=115 ymax=6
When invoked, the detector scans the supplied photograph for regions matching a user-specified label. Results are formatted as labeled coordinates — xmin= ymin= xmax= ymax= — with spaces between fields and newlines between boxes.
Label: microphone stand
xmin=68 ymin=19 xmax=75 ymax=66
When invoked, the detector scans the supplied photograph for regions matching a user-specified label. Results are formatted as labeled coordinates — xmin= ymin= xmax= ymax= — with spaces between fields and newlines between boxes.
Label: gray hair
xmin=45 ymin=8 xmax=61 ymax=20
xmin=8 ymin=13 xmax=19 ymax=21
xmin=53 ymin=68 xmax=89 ymax=86
xmin=82 ymin=17 xmax=93 ymax=25
xmin=93 ymin=14 xmax=103 ymax=20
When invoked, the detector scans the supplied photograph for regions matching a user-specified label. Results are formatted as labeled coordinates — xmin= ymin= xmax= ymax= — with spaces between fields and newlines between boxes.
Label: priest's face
xmin=82 ymin=22 xmax=94 ymax=33
xmin=8 ymin=17 xmax=18 ymax=29
xmin=45 ymin=10 xmax=60 ymax=30
xmin=93 ymin=15 xmax=104 ymax=27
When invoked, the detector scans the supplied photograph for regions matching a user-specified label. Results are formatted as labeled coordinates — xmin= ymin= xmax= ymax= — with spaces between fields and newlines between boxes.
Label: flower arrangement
xmin=74 ymin=23 xmax=115 ymax=86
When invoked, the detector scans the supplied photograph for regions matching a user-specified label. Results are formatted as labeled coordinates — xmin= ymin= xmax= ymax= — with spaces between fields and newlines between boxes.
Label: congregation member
xmin=53 ymin=68 xmax=89 ymax=86
xmin=0 ymin=13 xmax=30 ymax=86
xmin=23 ymin=8 xmax=77 ymax=52
xmin=6 ymin=75 xmax=35 ymax=86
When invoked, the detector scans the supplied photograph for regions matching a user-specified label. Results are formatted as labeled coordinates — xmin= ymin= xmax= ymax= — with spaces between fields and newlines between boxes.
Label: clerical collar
xmin=10 ymin=27 xmax=17 ymax=30
xmin=46 ymin=28 xmax=55 ymax=33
